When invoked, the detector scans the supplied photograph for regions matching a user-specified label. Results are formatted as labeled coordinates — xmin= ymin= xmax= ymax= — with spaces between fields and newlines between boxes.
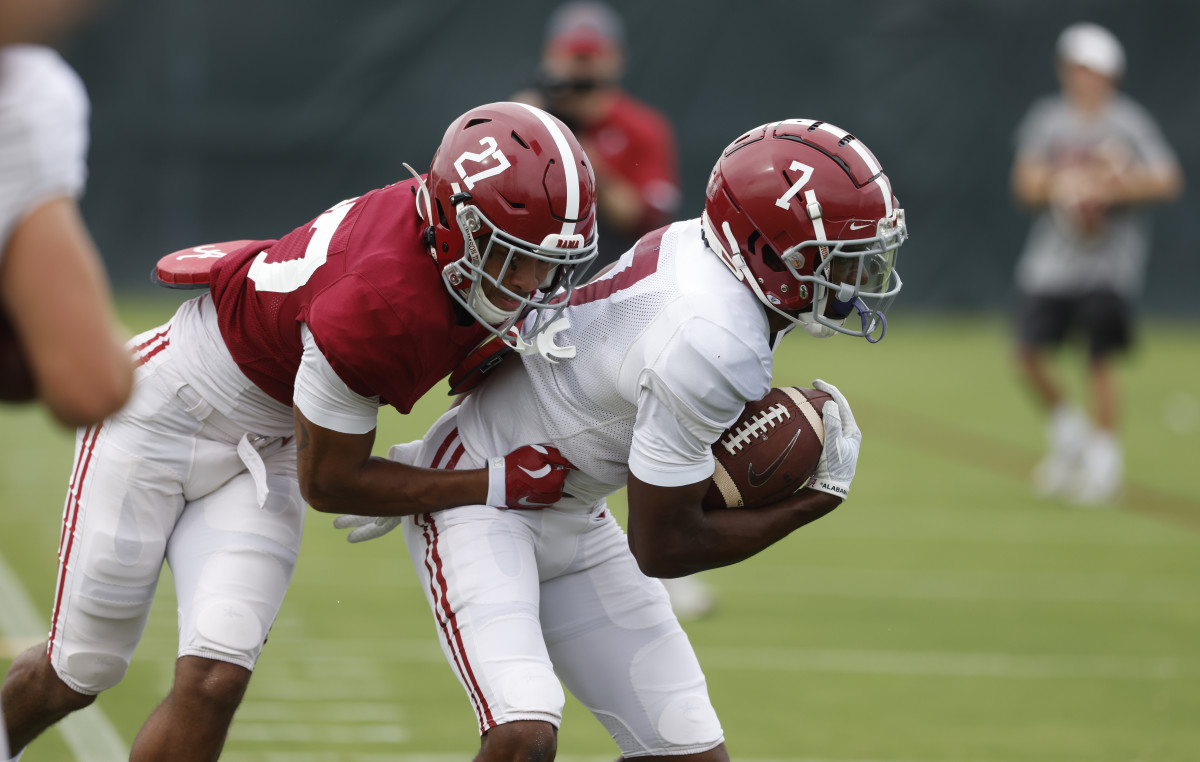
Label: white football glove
xmin=333 ymin=439 xmax=422 ymax=543
xmin=333 ymin=513 xmax=401 ymax=543
xmin=807 ymin=379 xmax=862 ymax=499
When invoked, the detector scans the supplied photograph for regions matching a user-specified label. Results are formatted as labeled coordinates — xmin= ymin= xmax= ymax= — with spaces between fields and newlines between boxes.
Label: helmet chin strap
xmin=796 ymin=288 xmax=840 ymax=339
xmin=709 ymin=216 xmax=820 ymax=334
xmin=470 ymin=285 xmax=521 ymax=327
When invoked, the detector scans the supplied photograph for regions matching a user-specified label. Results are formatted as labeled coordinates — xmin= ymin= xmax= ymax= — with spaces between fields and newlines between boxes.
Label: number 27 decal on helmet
xmin=414 ymin=102 xmax=599 ymax=352
xmin=701 ymin=119 xmax=906 ymax=343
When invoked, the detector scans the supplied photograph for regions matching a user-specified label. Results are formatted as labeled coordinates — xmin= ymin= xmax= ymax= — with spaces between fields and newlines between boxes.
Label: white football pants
xmin=48 ymin=324 xmax=303 ymax=694
xmin=399 ymin=408 xmax=725 ymax=757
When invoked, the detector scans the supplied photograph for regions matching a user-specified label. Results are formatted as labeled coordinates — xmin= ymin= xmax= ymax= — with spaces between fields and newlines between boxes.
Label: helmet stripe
xmin=513 ymin=102 xmax=579 ymax=237
xmin=803 ymin=190 xmax=828 ymax=241
xmin=811 ymin=122 xmax=893 ymax=217
xmin=873 ymin=176 xmax=894 ymax=216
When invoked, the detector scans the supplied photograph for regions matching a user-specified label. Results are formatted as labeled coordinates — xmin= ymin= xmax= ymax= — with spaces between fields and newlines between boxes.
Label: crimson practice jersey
xmin=209 ymin=178 xmax=488 ymax=412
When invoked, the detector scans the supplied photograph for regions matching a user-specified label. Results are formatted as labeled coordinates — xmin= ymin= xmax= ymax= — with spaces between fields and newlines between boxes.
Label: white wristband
xmin=486 ymin=456 xmax=506 ymax=507
xmin=807 ymin=476 xmax=848 ymax=499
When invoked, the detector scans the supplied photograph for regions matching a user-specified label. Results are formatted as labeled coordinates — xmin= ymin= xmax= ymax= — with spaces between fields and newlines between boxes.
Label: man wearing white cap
xmin=1010 ymin=22 xmax=1183 ymax=505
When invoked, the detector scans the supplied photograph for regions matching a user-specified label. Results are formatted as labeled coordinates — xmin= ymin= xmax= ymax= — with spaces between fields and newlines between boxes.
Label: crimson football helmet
xmin=701 ymin=119 xmax=906 ymax=342
xmin=415 ymin=102 xmax=598 ymax=348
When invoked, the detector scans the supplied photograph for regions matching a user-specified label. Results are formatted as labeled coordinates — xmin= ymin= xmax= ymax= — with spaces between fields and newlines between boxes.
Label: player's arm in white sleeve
xmin=0 ymin=47 xmax=131 ymax=425
xmin=623 ymin=321 xmax=843 ymax=579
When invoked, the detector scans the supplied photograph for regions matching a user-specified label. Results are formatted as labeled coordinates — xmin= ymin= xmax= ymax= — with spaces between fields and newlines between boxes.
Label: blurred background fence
xmin=62 ymin=0 xmax=1199 ymax=316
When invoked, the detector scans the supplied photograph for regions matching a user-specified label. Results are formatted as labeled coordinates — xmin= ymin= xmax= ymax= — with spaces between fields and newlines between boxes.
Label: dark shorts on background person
xmin=1017 ymin=290 xmax=1133 ymax=359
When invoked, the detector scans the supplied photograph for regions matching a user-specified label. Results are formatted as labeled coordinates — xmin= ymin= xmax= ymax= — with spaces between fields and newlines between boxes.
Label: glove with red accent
xmin=486 ymin=444 xmax=574 ymax=509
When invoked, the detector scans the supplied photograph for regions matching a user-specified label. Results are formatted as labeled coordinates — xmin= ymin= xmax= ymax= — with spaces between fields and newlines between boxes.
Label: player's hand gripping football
xmin=487 ymin=444 xmax=574 ymax=509
xmin=806 ymin=379 xmax=862 ymax=500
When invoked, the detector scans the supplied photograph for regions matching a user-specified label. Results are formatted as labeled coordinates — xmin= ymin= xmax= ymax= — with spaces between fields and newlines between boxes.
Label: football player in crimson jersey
xmin=0 ymin=101 xmax=598 ymax=761
xmin=338 ymin=119 xmax=906 ymax=760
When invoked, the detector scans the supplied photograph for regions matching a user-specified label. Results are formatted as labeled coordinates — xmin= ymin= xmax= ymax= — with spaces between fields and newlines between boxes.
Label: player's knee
xmin=174 ymin=656 xmax=252 ymax=716
xmin=190 ymin=592 xmax=266 ymax=657
xmin=58 ymin=648 xmax=131 ymax=694
xmin=633 ymin=630 xmax=723 ymax=751
xmin=480 ymin=720 xmax=557 ymax=762
xmin=498 ymin=662 xmax=563 ymax=716
xmin=8 ymin=646 xmax=98 ymax=712
xmin=655 ymin=693 xmax=722 ymax=748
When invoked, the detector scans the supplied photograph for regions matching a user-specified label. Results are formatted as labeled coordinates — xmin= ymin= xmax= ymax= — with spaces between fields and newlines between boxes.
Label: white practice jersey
xmin=457 ymin=218 xmax=775 ymax=510
xmin=0 ymin=45 xmax=89 ymax=257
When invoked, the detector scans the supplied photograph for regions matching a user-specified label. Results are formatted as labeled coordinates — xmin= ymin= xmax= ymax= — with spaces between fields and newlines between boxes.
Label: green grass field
xmin=2 ymin=294 xmax=1198 ymax=761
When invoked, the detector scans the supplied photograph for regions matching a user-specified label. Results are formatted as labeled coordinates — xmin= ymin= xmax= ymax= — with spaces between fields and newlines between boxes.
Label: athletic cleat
xmin=1033 ymin=405 xmax=1089 ymax=497
xmin=1071 ymin=431 xmax=1122 ymax=506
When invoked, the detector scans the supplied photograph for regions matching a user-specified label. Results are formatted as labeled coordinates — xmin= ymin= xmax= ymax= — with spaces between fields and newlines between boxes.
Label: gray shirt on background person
xmin=1013 ymin=93 xmax=1179 ymax=299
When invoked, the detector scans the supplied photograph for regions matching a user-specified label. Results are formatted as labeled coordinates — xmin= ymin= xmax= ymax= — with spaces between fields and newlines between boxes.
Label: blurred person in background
xmin=1 ymin=2 xmax=133 ymax=756
xmin=0 ymin=4 xmax=132 ymax=429
xmin=1010 ymin=22 xmax=1183 ymax=506
xmin=515 ymin=0 xmax=712 ymax=619
xmin=1 ymin=102 xmax=592 ymax=761
xmin=516 ymin=0 xmax=680 ymax=273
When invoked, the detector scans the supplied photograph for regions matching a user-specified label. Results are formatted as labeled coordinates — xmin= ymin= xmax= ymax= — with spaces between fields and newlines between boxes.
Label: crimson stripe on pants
xmin=48 ymin=422 xmax=104 ymax=659
xmin=417 ymin=513 xmax=495 ymax=732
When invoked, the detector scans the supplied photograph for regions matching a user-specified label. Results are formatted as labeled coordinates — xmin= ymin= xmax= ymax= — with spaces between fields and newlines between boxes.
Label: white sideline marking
xmin=0 ymin=553 xmax=129 ymax=760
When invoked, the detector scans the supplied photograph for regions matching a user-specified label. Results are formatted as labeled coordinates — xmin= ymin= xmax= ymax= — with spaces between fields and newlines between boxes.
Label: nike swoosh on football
xmin=520 ymin=465 xmax=552 ymax=479
xmin=746 ymin=429 xmax=802 ymax=489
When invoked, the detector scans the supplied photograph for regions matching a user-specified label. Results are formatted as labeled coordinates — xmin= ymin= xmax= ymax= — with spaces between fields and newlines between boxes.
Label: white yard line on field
xmin=0 ymin=553 xmax=129 ymax=761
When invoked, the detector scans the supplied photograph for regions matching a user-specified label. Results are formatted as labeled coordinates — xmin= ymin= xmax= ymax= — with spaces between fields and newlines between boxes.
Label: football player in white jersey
xmin=338 ymin=118 xmax=907 ymax=760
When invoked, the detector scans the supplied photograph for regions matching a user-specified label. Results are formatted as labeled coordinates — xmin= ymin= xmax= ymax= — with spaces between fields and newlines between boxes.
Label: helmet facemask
xmin=441 ymin=193 xmax=598 ymax=344
xmin=791 ymin=209 xmax=906 ymax=343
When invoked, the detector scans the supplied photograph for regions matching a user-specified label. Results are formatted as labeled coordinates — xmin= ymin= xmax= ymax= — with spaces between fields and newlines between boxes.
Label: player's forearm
xmin=630 ymin=489 xmax=842 ymax=578
xmin=301 ymin=456 xmax=488 ymax=516
xmin=295 ymin=412 xmax=489 ymax=515
xmin=1011 ymin=160 xmax=1053 ymax=208
xmin=1110 ymin=165 xmax=1184 ymax=205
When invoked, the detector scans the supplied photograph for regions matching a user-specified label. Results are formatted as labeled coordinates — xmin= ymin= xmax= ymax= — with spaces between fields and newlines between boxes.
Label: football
xmin=702 ymin=386 xmax=832 ymax=509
